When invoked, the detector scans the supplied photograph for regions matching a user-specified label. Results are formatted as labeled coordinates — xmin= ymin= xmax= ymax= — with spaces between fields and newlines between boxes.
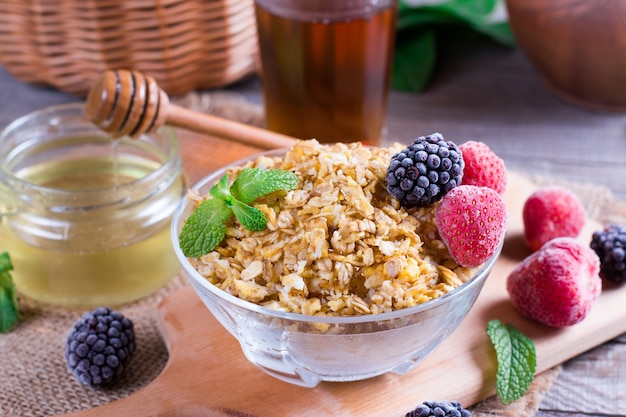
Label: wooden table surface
xmin=2 ymin=42 xmax=626 ymax=416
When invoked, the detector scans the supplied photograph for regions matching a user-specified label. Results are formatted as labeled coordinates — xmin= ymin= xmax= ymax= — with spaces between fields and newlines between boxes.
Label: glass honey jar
xmin=0 ymin=103 xmax=186 ymax=307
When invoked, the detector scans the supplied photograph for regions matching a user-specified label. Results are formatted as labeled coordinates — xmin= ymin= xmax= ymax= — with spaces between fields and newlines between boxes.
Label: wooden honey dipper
xmin=85 ymin=69 xmax=298 ymax=149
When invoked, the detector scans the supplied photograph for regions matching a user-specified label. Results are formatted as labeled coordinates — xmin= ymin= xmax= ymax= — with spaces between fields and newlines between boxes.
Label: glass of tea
xmin=254 ymin=0 xmax=398 ymax=145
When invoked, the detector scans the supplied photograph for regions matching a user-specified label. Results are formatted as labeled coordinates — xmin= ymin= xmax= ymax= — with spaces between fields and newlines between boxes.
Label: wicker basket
xmin=0 ymin=0 xmax=259 ymax=96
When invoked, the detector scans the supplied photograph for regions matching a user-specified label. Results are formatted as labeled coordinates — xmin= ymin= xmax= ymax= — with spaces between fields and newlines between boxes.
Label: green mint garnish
xmin=0 ymin=252 xmax=20 ymax=333
xmin=486 ymin=319 xmax=537 ymax=404
xmin=179 ymin=198 xmax=231 ymax=258
xmin=209 ymin=173 xmax=232 ymax=201
xmin=231 ymin=199 xmax=267 ymax=232
xmin=179 ymin=168 xmax=298 ymax=258
xmin=230 ymin=168 xmax=299 ymax=203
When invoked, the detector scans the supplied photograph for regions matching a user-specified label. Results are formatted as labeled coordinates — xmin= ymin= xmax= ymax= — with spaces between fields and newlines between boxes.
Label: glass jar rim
xmin=0 ymin=102 xmax=181 ymax=200
xmin=255 ymin=0 xmax=397 ymax=21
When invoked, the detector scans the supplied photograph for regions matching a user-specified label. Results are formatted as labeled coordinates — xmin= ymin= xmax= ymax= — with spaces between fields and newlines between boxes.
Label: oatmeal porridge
xmin=186 ymin=139 xmax=472 ymax=316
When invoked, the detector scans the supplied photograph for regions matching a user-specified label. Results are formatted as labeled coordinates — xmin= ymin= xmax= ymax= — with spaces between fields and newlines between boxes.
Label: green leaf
xmin=486 ymin=319 xmax=537 ymax=404
xmin=397 ymin=3 xmax=461 ymax=30
xmin=392 ymin=0 xmax=516 ymax=92
xmin=231 ymin=199 xmax=267 ymax=232
xmin=429 ymin=0 xmax=515 ymax=47
xmin=0 ymin=252 xmax=19 ymax=333
xmin=392 ymin=29 xmax=437 ymax=93
xmin=398 ymin=0 xmax=514 ymax=43
xmin=179 ymin=198 xmax=233 ymax=258
xmin=230 ymin=168 xmax=298 ymax=203
xmin=209 ymin=174 xmax=232 ymax=202
xmin=0 ymin=286 xmax=19 ymax=333
xmin=0 ymin=252 xmax=13 ymax=273
xmin=479 ymin=22 xmax=515 ymax=47
xmin=179 ymin=168 xmax=298 ymax=258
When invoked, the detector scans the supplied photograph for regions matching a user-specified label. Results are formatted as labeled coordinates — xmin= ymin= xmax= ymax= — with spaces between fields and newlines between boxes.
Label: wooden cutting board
xmin=60 ymin=173 xmax=626 ymax=417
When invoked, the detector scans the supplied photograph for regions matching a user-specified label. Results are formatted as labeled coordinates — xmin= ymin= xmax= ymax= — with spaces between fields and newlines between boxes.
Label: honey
xmin=0 ymin=104 xmax=186 ymax=307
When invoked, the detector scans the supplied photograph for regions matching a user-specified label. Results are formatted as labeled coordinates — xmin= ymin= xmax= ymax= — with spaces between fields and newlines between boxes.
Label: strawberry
xmin=523 ymin=186 xmax=586 ymax=252
xmin=506 ymin=237 xmax=601 ymax=327
xmin=435 ymin=185 xmax=508 ymax=268
xmin=459 ymin=141 xmax=507 ymax=194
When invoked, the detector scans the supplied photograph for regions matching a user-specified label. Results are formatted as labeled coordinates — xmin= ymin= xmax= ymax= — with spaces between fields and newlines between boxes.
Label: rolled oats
xmin=189 ymin=140 xmax=473 ymax=316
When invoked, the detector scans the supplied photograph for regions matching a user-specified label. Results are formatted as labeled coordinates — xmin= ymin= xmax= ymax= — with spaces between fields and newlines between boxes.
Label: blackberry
xmin=590 ymin=224 xmax=626 ymax=284
xmin=65 ymin=307 xmax=136 ymax=387
xmin=386 ymin=133 xmax=464 ymax=207
xmin=406 ymin=400 xmax=472 ymax=417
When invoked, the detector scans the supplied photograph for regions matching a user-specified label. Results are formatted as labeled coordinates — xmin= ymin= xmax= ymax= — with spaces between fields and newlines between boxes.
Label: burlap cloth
xmin=2 ymin=92 xmax=625 ymax=417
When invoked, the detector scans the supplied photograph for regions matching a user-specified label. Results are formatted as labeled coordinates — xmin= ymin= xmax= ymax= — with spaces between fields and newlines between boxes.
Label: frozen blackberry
xmin=65 ymin=307 xmax=136 ymax=387
xmin=386 ymin=133 xmax=464 ymax=207
xmin=406 ymin=400 xmax=472 ymax=417
xmin=590 ymin=224 xmax=626 ymax=284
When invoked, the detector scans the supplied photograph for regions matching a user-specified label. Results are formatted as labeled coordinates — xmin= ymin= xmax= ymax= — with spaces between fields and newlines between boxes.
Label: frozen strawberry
xmin=523 ymin=186 xmax=586 ymax=252
xmin=435 ymin=185 xmax=508 ymax=268
xmin=459 ymin=141 xmax=507 ymax=194
xmin=507 ymin=237 xmax=601 ymax=327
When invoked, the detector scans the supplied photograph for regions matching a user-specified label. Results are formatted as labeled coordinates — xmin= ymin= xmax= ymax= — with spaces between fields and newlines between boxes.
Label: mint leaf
xmin=486 ymin=319 xmax=537 ymax=404
xmin=230 ymin=168 xmax=298 ymax=203
xmin=0 ymin=252 xmax=12 ymax=273
xmin=0 ymin=287 xmax=18 ymax=333
xmin=231 ymin=199 xmax=267 ymax=231
xmin=179 ymin=168 xmax=298 ymax=258
xmin=0 ymin=252 xmax=19 ymax=333
xmin=179 ymin=198 xmax=233 ymax=257
xmin=392 ymin=29 xmax=437 ymax=92
xmin=210 ymin=174 xmax=232 ymax=201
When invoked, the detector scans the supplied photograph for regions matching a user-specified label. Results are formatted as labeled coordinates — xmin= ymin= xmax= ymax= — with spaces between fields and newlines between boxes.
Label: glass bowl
xmin=171 ymin=149 xmax=501 ymax=388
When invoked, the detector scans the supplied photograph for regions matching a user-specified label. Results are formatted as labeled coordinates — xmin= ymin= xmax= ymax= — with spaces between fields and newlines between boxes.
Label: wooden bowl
xmin=505 ymin=0 xmax=626 ymax=111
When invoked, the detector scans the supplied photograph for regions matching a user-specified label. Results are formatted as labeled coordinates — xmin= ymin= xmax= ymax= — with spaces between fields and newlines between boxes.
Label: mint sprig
xmin=0 ymin=252 xmax=20 ymax=333
xmin=230 ymin=168 xmax=301 ymax=203
xmin=179 ymin=168 xmax=298 ymax=258
xmin=486 ymin=319 xmax=537 ymax=404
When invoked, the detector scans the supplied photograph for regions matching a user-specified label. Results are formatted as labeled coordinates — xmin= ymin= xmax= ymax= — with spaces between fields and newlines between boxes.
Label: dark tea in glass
xmin=255 ymin=0 xmax=397 ymax=144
